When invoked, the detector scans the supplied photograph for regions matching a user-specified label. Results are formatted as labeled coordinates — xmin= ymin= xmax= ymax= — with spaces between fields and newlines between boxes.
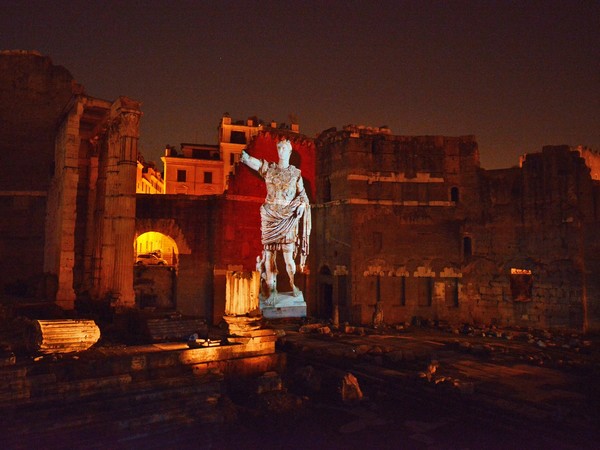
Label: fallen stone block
xmin=26 ymin=319 xmax=100 ymax=354
xmin=256 ymin=371 xmax=283 ymax=394
xmin=340 ymin=372 xmax=363 ymax=403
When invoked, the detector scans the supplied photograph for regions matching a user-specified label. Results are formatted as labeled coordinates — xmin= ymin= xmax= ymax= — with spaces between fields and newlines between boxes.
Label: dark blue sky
xmin=2 ymin=0 xmax=598 ymax=169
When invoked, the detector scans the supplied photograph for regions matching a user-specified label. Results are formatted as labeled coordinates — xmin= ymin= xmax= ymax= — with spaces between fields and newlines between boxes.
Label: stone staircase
xmin=0 ymin=337 xmax=283 ymax=449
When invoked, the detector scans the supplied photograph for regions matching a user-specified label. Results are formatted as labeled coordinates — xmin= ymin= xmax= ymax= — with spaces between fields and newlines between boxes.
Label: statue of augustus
xmin=240 ymin=139 xmax=311 ymax=300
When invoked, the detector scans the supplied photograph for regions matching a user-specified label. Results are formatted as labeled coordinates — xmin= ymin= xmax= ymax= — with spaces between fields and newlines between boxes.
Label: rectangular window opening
xmin=510 ymin=268 xmax=533 ymax=302
xmin=418 ymin=277 xmax=433 ymax=307
xmin=445 ymin=278 xmax=459 ymax=307
xmin=230 ymin=131 xmax=246 ymax=144
xmin=400 ymin=276 xmax=406 ymax=306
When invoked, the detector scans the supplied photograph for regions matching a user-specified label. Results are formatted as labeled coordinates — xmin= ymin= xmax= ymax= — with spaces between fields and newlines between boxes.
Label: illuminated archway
xmin=134 ymin=231 xmax=179 ymax=266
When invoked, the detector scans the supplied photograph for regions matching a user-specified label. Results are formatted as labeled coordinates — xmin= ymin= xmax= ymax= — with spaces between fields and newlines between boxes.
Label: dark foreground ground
xmin=3 ymin=319 xmax=600 ymax=450
xmin=130 ymin=325 xmax=600 ymax=450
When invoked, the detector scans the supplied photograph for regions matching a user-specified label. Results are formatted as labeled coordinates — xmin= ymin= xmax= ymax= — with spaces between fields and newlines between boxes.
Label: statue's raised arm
xmin=240 ymin=150 xmax=262 ymax=172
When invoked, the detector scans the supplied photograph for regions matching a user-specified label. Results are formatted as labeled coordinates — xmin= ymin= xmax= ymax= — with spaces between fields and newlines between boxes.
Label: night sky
xmin=1 ymin=0 xmax=598 ymax=170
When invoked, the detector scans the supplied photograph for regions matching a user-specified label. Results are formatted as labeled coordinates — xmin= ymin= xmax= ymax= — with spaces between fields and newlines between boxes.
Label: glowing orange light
xmin=510 ymin=268 xmax=532 ymax=275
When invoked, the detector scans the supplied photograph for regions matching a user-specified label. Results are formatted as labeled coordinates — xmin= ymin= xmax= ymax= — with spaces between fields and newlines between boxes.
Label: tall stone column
xmin=82 ymin=153 xmax=99 ymax=294
xmin=110 ymin=98 xmax=141 ymax=309
xmin=44 ymin=100 xmax=84 ymax=309
xmin=97 ymin=121 xmax=119 ymax=298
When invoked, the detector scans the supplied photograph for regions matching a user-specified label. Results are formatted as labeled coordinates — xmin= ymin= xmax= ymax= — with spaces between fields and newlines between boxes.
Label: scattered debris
xmin=299 ymin=323 xmax=320 ymax=333
xmin=317 ymin=326 xmax=332 ymax=335
xmin=340 ymin=373 xmax=363 ymax=403
xmin=344 ymin=325 xmax=367 ymax=335
xmin=294 ymin=365 xmax=322 ymax=393
xmin=256 ymin=371 xmax=283 ymax=394
xmin=418 ymin=360 xmax=439 ymax=382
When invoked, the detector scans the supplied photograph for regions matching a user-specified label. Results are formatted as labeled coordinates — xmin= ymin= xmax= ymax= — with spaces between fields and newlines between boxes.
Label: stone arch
xmin=403 ymin=259 xmax=422 ymax=276
xmin=135 ymin=231 xmax=179 ymax=266
xmin=135 ymin=218 xmax=192 ymax=255
xmin=463 ymin=258 xmax=501 ymax=277
xmin=430 ymin=258 xmax=458 ymax=277
xmin=364 ymin=258 xmax=390 ymax=276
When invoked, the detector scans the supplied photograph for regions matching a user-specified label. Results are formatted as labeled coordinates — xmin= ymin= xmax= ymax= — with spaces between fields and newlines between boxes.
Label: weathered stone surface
xmin=294 ymin=365 xmax=322 ymax=393
xmin=340 ymin=372 xmax=363 ymax=403
xmin=223 ymin=315 xmax=263 ymax=336
xmin=146 ymin=317 xmax=207 ymax=342
xmin=27 ymin=319 xmax=100 ymax=354
xmin=255 ymin=370 xmax=283 ymax=394
xmin=191 ymin=353 xmax=285 ymax=379
xmin=314 ymin=129 xmax=600 ymax=332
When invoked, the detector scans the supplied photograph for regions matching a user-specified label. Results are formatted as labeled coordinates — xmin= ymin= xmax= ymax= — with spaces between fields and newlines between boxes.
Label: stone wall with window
xmin=315 ymin=128 xmax=600 ymax=331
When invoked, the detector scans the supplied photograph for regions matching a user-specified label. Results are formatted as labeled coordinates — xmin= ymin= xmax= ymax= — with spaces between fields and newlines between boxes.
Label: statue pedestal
xmin=260 ymin=291 xmax=307 ymax=319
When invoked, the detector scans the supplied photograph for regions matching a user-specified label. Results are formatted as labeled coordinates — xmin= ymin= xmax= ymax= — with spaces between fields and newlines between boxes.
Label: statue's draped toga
xmin=240 ymin=139 xmax=311 ymax=299
xmin=258 ymin=160 xmax=311 ymax=269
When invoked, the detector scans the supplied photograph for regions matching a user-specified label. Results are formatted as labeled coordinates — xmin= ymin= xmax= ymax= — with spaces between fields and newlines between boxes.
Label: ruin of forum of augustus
xmin=313 ymin=126 xmax=600 ymax=332
xmin=1 ymin=51 xmax=142 ymax=312
xmin=2 ymin=51 xmax=600 ymax=332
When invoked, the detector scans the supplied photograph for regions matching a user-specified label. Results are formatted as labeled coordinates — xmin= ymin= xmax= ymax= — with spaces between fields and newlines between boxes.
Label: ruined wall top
xmin=317 ymin=126 xmax=477 ymax=148
xmin=0 ymin=51 xmax=83 ymax=190
xmin=0 ymin=49 xmax=43 ymax=57
xmin=342 ymin=124 xmax=392 ymax=136
xmin=315 ymin=127 xmax=481 ymax=176
xmin=576 ymin=146 xmax=600 ymax=181
xmin=519 ymin=145 xmax=596 ymax=177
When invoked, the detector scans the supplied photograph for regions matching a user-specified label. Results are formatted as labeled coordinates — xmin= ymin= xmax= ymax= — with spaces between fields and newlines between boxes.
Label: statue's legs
xmin=264 ymin=250 xmax=278 ymax=299
xmin=283 ymin=250 xmax=300 ymax=296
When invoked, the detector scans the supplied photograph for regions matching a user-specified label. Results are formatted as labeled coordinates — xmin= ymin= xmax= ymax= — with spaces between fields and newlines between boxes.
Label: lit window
xmin=510 ymin=268 xmax=533 ymax=302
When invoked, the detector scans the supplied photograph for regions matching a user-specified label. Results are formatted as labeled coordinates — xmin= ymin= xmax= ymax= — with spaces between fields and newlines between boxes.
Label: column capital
xmin=111 ymin=96 xmax=143 ymax=138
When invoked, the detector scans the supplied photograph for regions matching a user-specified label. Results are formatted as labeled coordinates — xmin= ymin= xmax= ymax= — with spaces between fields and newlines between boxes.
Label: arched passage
xmin=135 ymin=231 xmax=180 ymax=266
xmin=133 ymin=231 xmax=179 ymax=310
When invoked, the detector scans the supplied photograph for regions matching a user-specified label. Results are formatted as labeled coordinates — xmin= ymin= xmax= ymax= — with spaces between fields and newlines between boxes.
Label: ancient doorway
xmin=135 ymin=231 xmax=179 ymax=266
xmin=133 ymin=232 xmax=180 ymax=310
xmin=510 ymin=268 xmax=533 ymax=302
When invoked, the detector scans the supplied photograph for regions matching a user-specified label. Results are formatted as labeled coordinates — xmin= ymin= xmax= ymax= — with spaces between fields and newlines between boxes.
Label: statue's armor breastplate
xmin=264 ymin=165 xmax=299 ymax=204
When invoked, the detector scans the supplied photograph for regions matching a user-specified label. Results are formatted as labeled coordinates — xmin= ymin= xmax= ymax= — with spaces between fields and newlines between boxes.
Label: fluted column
xmin=110 ymin=98 xmax=141 ymax=309
xmin=44 ymin=99 xmax=84 ymax=309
